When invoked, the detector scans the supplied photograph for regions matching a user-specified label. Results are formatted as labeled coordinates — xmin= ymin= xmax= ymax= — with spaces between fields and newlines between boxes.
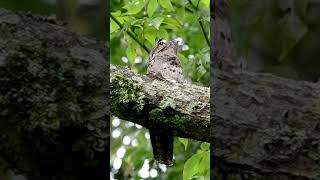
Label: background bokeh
xmin=229 ymin=0 xmax=320 ymax=82
xmin=0 ymin=0 xmax=107 ymax=40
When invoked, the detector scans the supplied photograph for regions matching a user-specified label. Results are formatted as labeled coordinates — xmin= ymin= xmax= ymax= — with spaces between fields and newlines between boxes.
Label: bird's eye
xmin=159 ymin=41 xmax=164 ymax=45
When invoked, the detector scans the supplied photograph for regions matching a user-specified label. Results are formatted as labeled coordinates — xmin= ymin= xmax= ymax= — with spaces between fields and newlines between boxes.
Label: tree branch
xmin=110 ymin=65 xmax=210 ymax=142
xmin=211 ymin=68 xmax=320 ymax=179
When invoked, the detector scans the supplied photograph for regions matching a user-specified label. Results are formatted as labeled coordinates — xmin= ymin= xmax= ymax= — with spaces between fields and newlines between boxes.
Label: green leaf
xmin=110 ymin=19 xmax=120 ymax=34
xmin=144 ymin=27 xmax=157 ymax=44
xmin=157 ymin=28 xmax=168 ymax=40
xmin=183 ymin=153 xmax=202 ymax=180
xmin=177 ymin=7 xmax=185 ymax=20
xmin=178 ymin=53 xmax=188 ymax=64
xmin=110 ymin=11 xmax=123 ymax=34
xmin=198 ymin=152 xmax=210 ymax=175
xmin=131 ymin=19 xmax=144 ymax=28
xmin=178 ymin=138 xmax=189 ymax=150
xmin=126 ymin=47 xmax=136 ymax=62
xmin=163 ymin=17 xmax=182 ymax=29
xmin=147 ymin=0 xmax=158 ymax=17
xmin=200 ymin=142 xmax=210 ymax=151
xmin=202 ymin=0 xmax=210 ymax=8
xmin=111 ymin=11 xmax=121 ymax=17
xmin=159 ymin=0 xmax=174 ymax=11
xmin=183 ymin=151 xmax=210 ymax=180
xmin=125 ymin=0 xmax=145 ymax=14
xmin=278 ymin=11 xmax=308 ymax=61
xmin=131 ymin=148 xmax=148 ymax=168
xmin=150 ymin=17 xmax=164 ymax=30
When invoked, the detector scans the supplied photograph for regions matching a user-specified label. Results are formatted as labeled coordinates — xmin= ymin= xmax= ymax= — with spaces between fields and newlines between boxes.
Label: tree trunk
xmin=0 ymin=8 xmax=108 ymax=180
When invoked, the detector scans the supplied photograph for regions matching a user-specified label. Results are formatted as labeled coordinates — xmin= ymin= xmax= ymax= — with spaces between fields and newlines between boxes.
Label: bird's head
xmin=150 ymin=39 xmax=178 ymax=58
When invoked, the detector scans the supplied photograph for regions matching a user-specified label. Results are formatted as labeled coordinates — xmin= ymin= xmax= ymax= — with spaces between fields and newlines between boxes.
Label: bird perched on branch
xmin=146 ymin=39 xmax=184 ymax=165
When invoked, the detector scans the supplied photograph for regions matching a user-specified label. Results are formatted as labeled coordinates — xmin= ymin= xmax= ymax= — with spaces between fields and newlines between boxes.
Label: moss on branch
xmin=110 ymin=65 xmax=210 ymax=142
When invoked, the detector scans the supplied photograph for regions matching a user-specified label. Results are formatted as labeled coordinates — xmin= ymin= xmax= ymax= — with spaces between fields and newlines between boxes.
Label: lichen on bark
xmin=0 ymin=8 xmax=108 ymax=180
xmin=110 ymin=74 xmax=145 ymax=116
xmin=110 ymin=65 xmax=210 ymax=142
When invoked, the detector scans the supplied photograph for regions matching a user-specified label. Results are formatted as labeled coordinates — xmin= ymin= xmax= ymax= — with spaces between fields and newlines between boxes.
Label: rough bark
xmin=110 ymin=65 xmax=210 ymax=142
xmin=0 ymin=8 xmax=108 ymax=180
xmin=211 ymin=0 xmax=320 ymax=179
xmin=211 ymin=68 xmax=320 ymax=180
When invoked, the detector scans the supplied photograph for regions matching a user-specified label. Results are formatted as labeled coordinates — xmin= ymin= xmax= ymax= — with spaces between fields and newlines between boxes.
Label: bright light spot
xmin=121 ymin=57 xmax=128 ymax=63
xmin=134 ymin=1 xmax=140 ymax=5
xmin=116 ymin=146 xmax=126 ymax=158
xmin=111 ymin=167 xmax=118 ymax=174
xmin=184 ymin=23 xmax=189 ymax=27
xmin=182 ymin=45 xmax=189 ymax=51
xmin=112 ymin=129 xmax=121 ymax=138
xmin=125 ymin=122 xmax=135 ymax=128
xmin=138 ymin=160 xmax=150 ymax=178
xmin=131 ymin=139 xmax=138 ymax=146
xmin=188 ymin=54 xmax=195 ymax=59
xmin=167 ymin=15 xmax=172 ymax=17
xmin=159 ymin=164 xmax=167 ymax=172
xmin=144 ymin=159 xmax=150 ymax=165
xmin=145 ymin=132 xmax=150 ymax=139
xmin=150 ymin=169 xmax=158 ymax=178
xmin=123 ymin=136 xmax=131 ymax=145
xmin=173 ymin=37 xmax=184 ymax=46
xmin=135 ymin=124 xmax=142 ymax=129
xmin=113 ymin=157 xmax=122 ymax=170
xmin=135 ymin=56 xmax=142 ymax=64
xmin=110 ymin=172 xmax=115 ymax=180
xmin=112 ymin=118 xmax=120 ymax=127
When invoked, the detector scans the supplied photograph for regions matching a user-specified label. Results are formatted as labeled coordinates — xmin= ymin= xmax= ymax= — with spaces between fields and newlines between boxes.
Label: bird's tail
xmin=149 ymin=127 xmax=173 ymax=166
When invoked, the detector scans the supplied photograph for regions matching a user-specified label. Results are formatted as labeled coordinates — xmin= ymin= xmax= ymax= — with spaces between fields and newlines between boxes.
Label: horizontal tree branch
xmin=211 ymin=68 xmax=320 ymax=179
xmin=110 ymin=65 xmax=210 ymax=142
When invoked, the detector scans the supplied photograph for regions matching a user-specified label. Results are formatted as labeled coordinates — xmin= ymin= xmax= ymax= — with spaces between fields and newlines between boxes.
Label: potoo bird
xmin=146 ymin=39 xmax=184 ymax=165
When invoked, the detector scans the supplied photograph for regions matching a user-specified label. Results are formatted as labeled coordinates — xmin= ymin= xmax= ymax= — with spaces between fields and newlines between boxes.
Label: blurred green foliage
xmin=0 ymin=0 xmax=52 ymax=14
xmin=228 ymin=0 xmax=320 ymax=81
xmin=0 ymin=0 xmax=106 ymax=40
xmin=110 ymin=117 xmax=210 ymax=180
xmin=110 ymin=0 xmax=210 ymax=179
xmin=110 ymin=0 xmax=210 ymax=86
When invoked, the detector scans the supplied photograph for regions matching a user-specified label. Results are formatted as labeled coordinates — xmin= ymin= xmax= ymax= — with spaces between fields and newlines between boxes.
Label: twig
xmin=110 ymin=14 xmax=150 ymax=53
xmin=187 ymin=0 xmax=210 ymax=47
xmin=188 ymin=0 xmax=197 ymax=9
xmin=196 ymin=0 xmax=201 ymax=9
xmin=199 ymin=18 xmax=210 ymax=46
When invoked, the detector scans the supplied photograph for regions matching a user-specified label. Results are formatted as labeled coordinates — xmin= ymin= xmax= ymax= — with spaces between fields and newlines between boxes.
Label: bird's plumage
xmin=147 ymin=39 xmax=184 ymax=83
xmin=146 ymin=39 xmax=184 ymax=165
